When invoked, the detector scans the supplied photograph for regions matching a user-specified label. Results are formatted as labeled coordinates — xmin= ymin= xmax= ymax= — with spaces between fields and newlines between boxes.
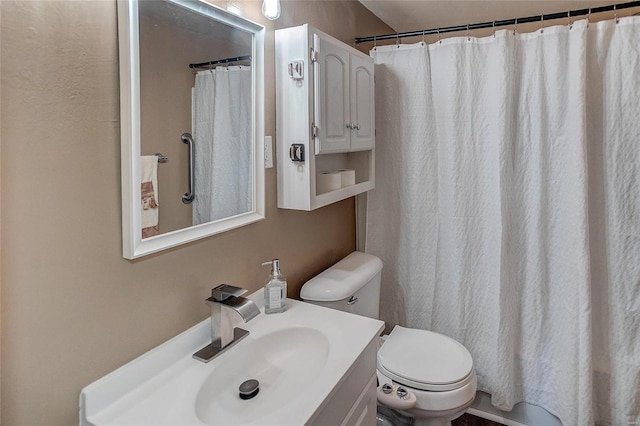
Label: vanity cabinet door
xmin=314 ymin=33 xmax=351 ymax=154
xmin=308 ymin=339 xmax=378 ymax=425
xmin=341 ymin=375 xmax=377 ymax=426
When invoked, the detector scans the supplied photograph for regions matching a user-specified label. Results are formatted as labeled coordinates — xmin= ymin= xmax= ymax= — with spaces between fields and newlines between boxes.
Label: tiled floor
xmin=377 ymin=406 xmax=504 ymax=426
xmin=452 ymin=413 xmax=504 ymax=426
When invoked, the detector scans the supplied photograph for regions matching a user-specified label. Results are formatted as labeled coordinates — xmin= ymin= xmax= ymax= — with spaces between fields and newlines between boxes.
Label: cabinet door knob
xmin=354 ymin=123 xmax=361 ymax=130
xmin=346 ymin=123 xmax=353 ymax=129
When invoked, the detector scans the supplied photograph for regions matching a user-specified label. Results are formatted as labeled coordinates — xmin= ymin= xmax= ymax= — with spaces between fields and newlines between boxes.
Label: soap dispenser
xmin=262 ymin=259 xmax=287 ymax=314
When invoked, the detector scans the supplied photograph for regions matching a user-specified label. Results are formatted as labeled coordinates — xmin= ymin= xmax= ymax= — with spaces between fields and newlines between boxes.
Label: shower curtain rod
xmin=188 ymin=55 xmax=251 ymax=69
xmin=354 ymin=0 xmax=640 ymax=44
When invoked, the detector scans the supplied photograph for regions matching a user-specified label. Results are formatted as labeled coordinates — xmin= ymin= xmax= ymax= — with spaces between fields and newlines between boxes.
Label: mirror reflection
xmin=119 ymin=0 xmax=264 ymax=259
xmin=138 ymin=0 xmax=254 ymax=238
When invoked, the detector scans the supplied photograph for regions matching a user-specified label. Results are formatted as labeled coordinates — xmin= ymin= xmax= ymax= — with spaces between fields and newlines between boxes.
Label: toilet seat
xmin=377 ymin=326 xmax=474 ymax=392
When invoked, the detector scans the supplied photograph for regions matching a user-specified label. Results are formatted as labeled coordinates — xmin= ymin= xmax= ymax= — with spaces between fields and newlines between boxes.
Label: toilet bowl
xmin=301 ymin=251 xmax=477 ymax=426
xmin=377 ymin=326 xmax=477 ymax=425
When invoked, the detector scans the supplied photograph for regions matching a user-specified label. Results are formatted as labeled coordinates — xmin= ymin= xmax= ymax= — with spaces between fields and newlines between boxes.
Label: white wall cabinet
xmin=276 ymin=24 xmax=375 ymax=211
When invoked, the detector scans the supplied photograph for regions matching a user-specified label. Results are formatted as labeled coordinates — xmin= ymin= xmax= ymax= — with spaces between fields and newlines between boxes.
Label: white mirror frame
xmin=118 ymin=0 xmax=265 ymax=259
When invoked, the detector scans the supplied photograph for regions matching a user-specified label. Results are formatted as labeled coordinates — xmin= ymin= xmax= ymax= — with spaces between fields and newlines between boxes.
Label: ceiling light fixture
xmin=261 ymin=0 xmax=281 ymax=20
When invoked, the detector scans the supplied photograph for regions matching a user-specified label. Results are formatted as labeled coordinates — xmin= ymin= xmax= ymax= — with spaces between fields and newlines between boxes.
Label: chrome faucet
xmin=193 ymin=284 xmax=260 ymax=363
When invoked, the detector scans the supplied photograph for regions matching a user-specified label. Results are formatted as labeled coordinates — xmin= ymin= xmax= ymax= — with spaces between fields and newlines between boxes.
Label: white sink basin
xmin=195 ymin=327 xmax=330 ymax=424
xmin=80 ymin=293 xmax=384 ymax=426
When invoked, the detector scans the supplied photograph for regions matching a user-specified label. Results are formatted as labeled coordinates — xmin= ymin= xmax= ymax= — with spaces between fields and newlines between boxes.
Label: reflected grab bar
xmin=181 ymin=133 xmax=195 ymax=204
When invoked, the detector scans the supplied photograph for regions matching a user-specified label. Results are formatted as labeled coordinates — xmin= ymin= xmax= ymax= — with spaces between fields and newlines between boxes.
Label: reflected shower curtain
xmin=193 ymin=66 xmax=252 ymax=224
xmin=367 ymin=17 xmax=640 ymax=426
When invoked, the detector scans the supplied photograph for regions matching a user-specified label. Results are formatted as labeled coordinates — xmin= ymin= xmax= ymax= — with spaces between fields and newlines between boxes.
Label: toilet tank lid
xmin=301 ymin=252 xmax=383 ymax=302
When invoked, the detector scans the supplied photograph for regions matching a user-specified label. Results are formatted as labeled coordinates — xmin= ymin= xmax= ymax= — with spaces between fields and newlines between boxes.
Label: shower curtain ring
xmin=422 ymin=30 xmax=426 ymax=45
xmin=492 ymin=21 xmax=496 ymax=38
xmin=373 ymin=35 xmax=377 ymax=49
xmin=467 ymin=23 xmax=470 ymax=41
xmin=540 ymin=14 xmax=545 ymax=33
xmin=437 ymin=28 xmax=442 ymax=44
xmin=568 ymin=11 xmax=573 ymax=29
xmin=513 ymin=18 xmax=518 ymax=35
xmin=396 ymin=33 xmax=400 ymax=47
xmin=587 ymin=8 xmax=591 ymax=26
xmin=614 ymin=4 xmax=619 ymax=23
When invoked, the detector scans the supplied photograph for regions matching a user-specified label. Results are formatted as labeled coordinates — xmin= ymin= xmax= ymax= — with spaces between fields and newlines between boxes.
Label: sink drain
xmin=239 ymin=379 xmax=260 ymax=400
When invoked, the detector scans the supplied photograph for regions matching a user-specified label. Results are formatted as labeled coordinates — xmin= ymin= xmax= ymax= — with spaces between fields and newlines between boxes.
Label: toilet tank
xmin=300 ymin=251 xmax=383 ymax=319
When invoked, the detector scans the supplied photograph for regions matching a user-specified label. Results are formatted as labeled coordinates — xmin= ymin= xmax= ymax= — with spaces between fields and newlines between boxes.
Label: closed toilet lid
xmin=377 ymin=326 xmax=474 ymax=392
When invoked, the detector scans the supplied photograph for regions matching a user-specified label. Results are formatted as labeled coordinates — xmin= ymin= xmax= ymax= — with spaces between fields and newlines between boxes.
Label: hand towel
xmin=141 ymin=155 xmax=159 ymax=238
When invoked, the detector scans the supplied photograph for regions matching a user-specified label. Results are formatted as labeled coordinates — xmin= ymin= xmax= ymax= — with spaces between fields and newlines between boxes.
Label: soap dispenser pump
xmin=262 ymin=259 xmax=287 ymax=314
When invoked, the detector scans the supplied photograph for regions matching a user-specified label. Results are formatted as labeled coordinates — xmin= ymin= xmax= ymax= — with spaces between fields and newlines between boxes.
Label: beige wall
xmin=0 ymin=1 xmax=392 ymax=425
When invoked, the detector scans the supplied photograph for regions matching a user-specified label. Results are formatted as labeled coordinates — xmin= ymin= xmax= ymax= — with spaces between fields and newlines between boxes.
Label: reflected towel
xmin=141 ymin=155 xmax=159 ymax=238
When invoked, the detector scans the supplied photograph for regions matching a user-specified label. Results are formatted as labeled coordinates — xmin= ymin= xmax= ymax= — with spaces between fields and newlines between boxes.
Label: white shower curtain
xmin=193 ymin=66 xmax=252 ymax=224
xmin=367 ymin=17 xmax=640 ymax=426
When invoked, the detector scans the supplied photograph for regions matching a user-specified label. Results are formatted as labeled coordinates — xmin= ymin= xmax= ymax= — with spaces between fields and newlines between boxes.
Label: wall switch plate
xmin=264 ymin=136 xmax=273 ymax=168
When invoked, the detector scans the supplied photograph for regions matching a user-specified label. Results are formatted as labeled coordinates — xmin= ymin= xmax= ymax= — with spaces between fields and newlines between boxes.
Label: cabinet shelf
xmin=314 ymin=181 xmax=374 ymax=209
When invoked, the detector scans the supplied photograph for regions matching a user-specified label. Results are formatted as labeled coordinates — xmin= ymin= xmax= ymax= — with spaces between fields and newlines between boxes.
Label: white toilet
xmin=301 ymin=251 xmax=477 ymax=426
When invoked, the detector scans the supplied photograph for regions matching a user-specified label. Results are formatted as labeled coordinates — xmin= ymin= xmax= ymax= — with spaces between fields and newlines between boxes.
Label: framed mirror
xmin=118 ymin=0 xmax=265 ymax=259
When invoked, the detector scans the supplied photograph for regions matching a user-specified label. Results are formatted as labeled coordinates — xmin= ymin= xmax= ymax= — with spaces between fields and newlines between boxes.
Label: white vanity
xmin=79 ymin=294 xmax=384 ymax=425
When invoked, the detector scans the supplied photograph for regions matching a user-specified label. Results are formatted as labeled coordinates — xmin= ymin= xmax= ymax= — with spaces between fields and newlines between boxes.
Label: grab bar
xmin=181 ymin=133 xmax=195 ymax=204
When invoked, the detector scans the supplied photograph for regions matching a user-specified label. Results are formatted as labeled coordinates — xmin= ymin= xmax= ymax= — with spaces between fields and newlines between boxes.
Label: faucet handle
xmin=211 ymin=284 xmax=247 ymax=302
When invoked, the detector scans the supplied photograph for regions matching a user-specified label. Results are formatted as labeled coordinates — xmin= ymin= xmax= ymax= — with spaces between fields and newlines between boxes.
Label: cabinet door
xmin=350 ymin=55 xmax=375 ymax=151
xmin=314 ymin=33 xmax=351 ymax=154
